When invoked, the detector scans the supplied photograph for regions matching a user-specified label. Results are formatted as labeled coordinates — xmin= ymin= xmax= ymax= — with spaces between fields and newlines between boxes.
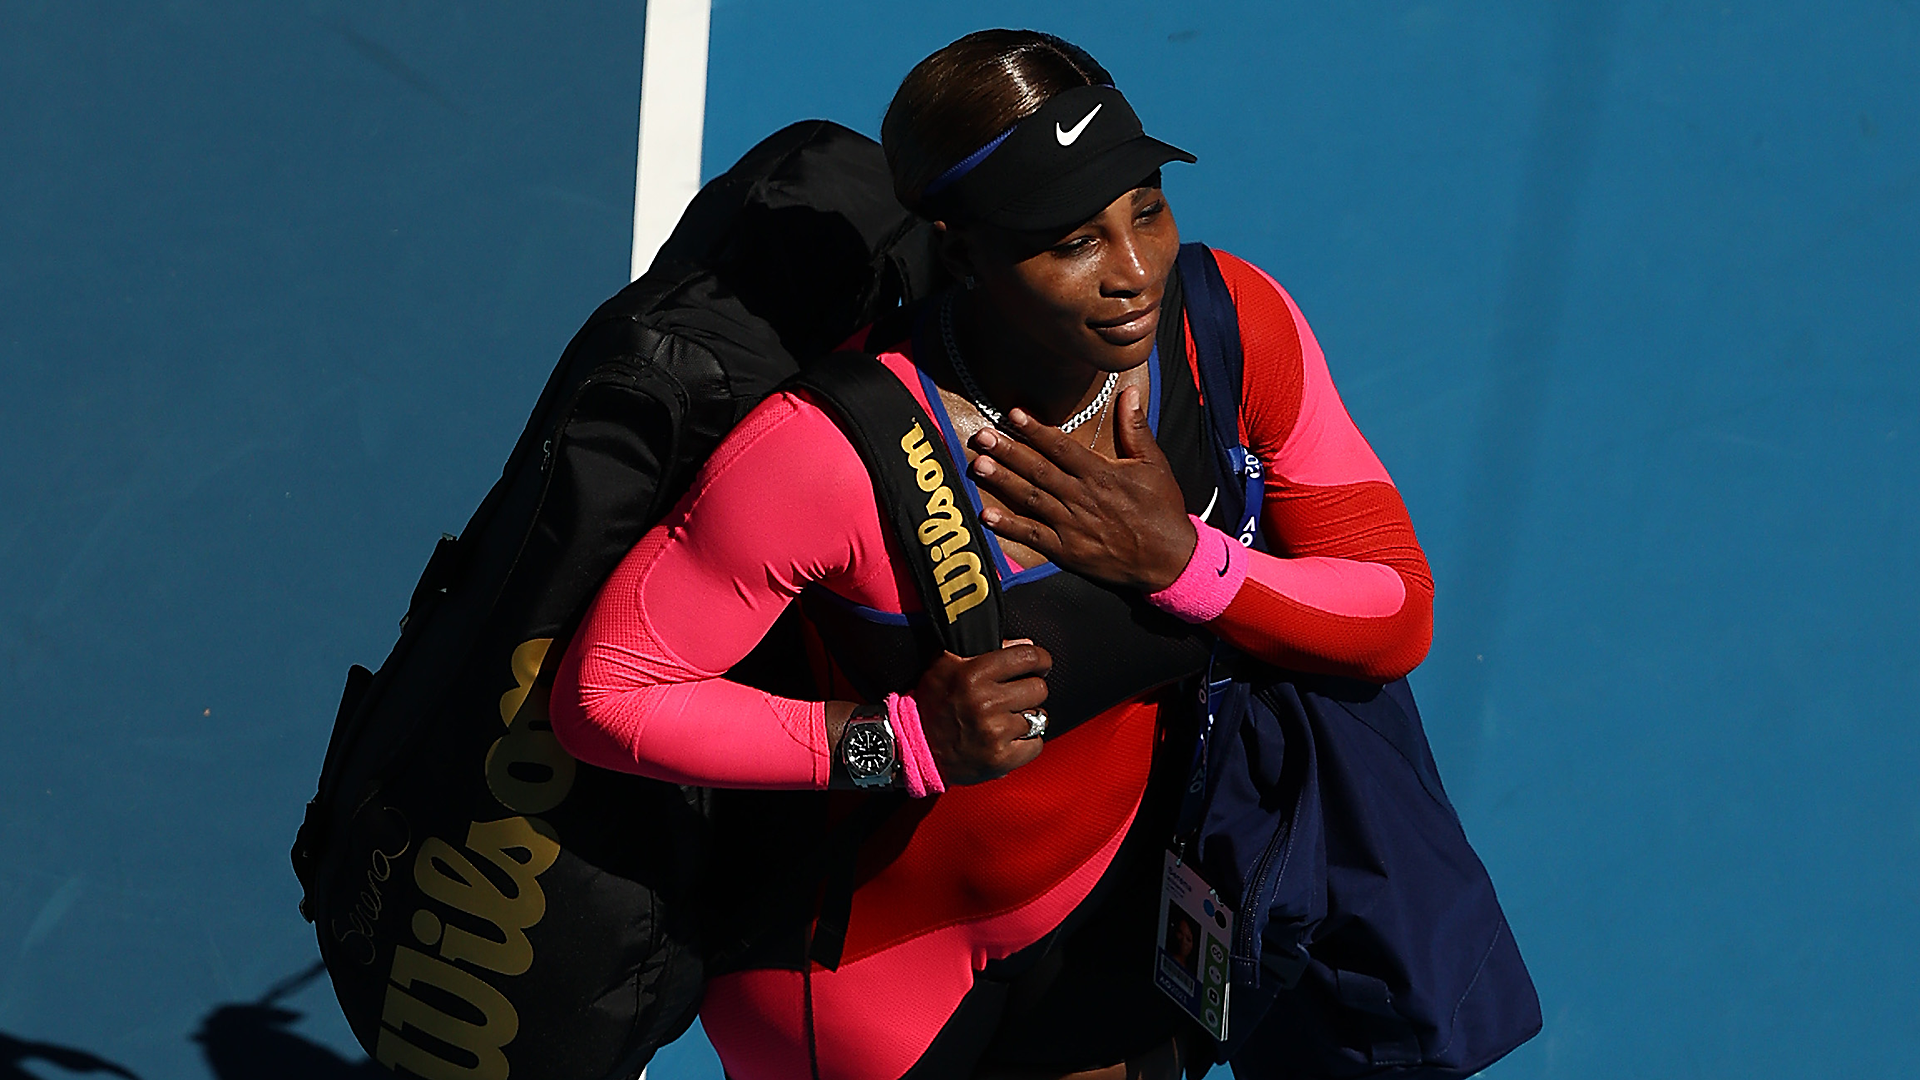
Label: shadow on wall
xmin=0 ymin=1033 xmax=139 ymax=1079
xmin=2 ymin=963 xmax=379 ymax=1080
xmin=193 ymin=961 xmax=382 ymax=1079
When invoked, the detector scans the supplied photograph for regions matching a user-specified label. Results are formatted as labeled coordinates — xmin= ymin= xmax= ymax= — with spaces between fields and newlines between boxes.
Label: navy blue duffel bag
xmin=1175 ymin=243 xmax=1542 ymax=1076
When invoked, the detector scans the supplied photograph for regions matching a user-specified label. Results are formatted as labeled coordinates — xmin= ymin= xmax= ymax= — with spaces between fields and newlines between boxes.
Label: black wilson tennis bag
xmin=291 ymin=120 xmax=943 ymax=1080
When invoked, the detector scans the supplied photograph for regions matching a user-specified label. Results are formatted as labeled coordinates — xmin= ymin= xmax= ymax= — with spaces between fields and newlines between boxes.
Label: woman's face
xmin=950 ymin=184 xmax=1180 ymax=375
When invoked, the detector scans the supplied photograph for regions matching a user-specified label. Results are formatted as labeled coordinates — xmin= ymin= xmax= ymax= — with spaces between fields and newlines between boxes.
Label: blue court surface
xmin=3 ymin=2 xmax=1916 ymax=1078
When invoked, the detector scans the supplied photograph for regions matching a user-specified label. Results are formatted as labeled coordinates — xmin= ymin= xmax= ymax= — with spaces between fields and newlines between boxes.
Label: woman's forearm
xmin=547 ymin=388 xmax=895 ymax=788
xmin=552 ymin=663 xmax=836 ymax=788
xmin=1192 ymin=252 xmax=1435 ymax=681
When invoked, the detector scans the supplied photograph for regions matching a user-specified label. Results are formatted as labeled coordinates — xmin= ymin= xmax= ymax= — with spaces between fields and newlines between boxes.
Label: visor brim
xmin=979 ymin=136 xmax=1197 ymax=233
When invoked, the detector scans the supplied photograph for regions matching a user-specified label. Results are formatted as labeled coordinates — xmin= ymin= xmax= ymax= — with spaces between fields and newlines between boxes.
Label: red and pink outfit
xmin=551 ymin=251 xmax=1432 ymax=1079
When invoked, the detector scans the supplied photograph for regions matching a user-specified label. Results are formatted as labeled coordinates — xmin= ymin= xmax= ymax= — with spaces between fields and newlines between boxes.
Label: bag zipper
xmin=1232 ymin=788 xmax=1296 ymax=985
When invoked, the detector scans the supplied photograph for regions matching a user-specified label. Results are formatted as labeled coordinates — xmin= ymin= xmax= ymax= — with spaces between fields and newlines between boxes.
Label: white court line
xmin=630 ymin=8 xmax=711 ymax=1076
xmin=630 ymin=0 xmax=713 ymax=281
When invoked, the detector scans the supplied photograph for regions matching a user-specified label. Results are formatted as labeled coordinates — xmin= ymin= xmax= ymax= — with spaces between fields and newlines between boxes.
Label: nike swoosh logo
xmin=1200 ymin=487 xmax=1219 ymax=521
xmin=1056 ymin=104 xmax=1103 ymax=146
xmin=1216 ymin=537 xmax=1231 ymax=577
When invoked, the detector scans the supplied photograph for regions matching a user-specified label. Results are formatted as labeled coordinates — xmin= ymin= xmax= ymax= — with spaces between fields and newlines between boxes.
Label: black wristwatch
xmin=837 ymin=706 xmax=898 ymax=790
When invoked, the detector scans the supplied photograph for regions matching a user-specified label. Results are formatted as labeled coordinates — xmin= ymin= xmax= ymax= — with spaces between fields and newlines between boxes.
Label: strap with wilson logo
xmin=788 ymin=351 xmax=1005 ymax=659
xmin=783 ymin=350 xmax=1005 ymax=972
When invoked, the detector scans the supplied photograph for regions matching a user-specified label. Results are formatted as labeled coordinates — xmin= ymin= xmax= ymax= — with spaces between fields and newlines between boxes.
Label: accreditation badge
xmin=1155 ymin=849 xmax=1233 ymax=1042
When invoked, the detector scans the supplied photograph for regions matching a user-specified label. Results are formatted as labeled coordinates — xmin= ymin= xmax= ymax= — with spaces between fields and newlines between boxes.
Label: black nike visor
xmin=919 ymin=84 xmax=1196 ymax=234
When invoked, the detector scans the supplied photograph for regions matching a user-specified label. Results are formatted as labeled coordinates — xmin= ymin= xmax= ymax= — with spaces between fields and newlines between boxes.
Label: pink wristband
xmin=886 ymin=692 xmax=945 ymax=798
xmin=1146 ymin=515 xmax=1250 ymax=624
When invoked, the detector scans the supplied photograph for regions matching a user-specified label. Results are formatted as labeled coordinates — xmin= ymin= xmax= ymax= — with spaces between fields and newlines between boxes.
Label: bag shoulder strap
xmin=1175 ymin=244 xmax=1266 ymax=550
xmin=779 ymin=350 xmax=1005 ymax=972
xmin=1172 ymin=244 xmax=1275 ymax=850
xmin=1176 ymin=245 xmax=1243 ymax=458
xmin=786 ymin=351 xmax=1004 ymax=658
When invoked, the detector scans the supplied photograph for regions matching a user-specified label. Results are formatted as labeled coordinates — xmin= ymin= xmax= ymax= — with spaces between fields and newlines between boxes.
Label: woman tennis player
xmin=553 ymin=29 xmax=1431 ymax=1079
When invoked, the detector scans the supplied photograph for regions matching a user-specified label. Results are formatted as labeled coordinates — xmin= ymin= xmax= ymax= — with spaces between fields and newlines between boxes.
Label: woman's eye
xmin=1137 ymin=200 xmax=1166 ymax=222
xmin=1052 ymin=235 xmax=1096 ymax=256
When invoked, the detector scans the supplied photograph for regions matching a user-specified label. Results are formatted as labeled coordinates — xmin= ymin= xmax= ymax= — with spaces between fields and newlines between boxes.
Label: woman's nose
xmin=1102 ymin=228 xmax=1152 ymax=297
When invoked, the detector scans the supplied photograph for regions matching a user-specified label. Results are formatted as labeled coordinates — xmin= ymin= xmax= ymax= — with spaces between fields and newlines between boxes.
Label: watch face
xmin=843 ymin=722 xmax=894 ymax=779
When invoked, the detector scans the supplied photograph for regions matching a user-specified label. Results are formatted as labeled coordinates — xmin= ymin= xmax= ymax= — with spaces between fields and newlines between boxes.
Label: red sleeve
xmin=1188 ymin=251 xmax=1434 ymax=681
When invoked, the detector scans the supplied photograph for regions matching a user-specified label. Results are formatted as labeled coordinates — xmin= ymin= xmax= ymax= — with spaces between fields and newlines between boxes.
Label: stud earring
xmin=962 ymin=274 xmax=977 ymax=290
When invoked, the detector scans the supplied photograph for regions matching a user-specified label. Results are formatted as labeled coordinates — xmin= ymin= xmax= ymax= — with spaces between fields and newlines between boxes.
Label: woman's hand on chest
xmin=964 ymin=383 xmax=1197 ymax=592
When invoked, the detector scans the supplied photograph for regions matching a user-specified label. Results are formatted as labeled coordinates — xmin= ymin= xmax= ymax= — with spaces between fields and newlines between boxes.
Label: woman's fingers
xmin=990 ymin=673 xmax=1051 ymax=716
xmin=916 ymin=643 xmax=1052 ymax=785
xmin=1003 ymin=408 xmax=1109 ymax=477
xmin=966 ymin=383 xmax=1195 ymax=591
xmin=977 ymin=507 xmax=1065 ymax=561
xmin=1110 ymin=385 xmax=1169 ymax=465
xmin=979 ymin=675 xmax=1049 ymax=771
xmin=967 ymin=435 xmax=1074 ymax=555
xmin=997 ymin=732 xmax=1045 ymax=772
xmin=971 ymin=449 xmax=1073 ymax=528
xmin=972 ymin=639 xmax=1052 ymax=681
xmin=966 ymin=419 xmax=1094 ymax=555
xmin=975 ymin=418 xmax=1098 ymax=499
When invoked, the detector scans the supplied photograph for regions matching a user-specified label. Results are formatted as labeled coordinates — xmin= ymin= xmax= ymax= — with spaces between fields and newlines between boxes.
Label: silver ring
xmin=1017 ymin=709 xmax=1048 ymax=741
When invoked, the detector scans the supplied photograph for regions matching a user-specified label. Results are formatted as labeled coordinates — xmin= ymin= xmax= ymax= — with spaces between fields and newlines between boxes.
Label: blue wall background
xmin=2 ymin=2 xmax=1914 ymax=1078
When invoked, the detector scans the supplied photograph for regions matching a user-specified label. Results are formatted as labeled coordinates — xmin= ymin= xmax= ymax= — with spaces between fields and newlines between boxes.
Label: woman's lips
xmin=1089 ymin=303 xmax=1158 ymax=343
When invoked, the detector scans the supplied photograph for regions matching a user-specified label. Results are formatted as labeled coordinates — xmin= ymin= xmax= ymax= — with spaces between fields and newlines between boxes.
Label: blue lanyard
xmin=1226 ymin=445 xmax=1264 ymax=548
xmin=1175 ymin=442 xmax=1265 ymax=854
xmin=1170 ymin=242 xmax=1266 ymax=859
xmin=1175 ymin=654 xmax=1236 ymax=853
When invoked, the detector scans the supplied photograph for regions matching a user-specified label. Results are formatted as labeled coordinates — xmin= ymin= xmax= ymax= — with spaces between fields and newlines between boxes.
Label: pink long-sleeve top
xmin=550 ymin=250 xmax=1431 ymax=793
xmin=546 ymin=252 xmax=1432 ymax=1036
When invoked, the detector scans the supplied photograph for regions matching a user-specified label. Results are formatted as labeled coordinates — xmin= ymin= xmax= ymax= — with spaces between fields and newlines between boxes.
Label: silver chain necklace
xmin=941 ymin=292 xmax=1118 ymax=435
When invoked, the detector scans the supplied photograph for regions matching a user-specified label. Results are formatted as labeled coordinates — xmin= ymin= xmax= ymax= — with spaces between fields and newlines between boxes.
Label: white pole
xmin=630 ymin=0 xmax=713 ymax=281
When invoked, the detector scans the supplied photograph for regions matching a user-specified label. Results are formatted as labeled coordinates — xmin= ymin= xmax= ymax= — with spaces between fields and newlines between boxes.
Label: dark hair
xmin=881 ymin=30 xmax=1114 ymax=215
